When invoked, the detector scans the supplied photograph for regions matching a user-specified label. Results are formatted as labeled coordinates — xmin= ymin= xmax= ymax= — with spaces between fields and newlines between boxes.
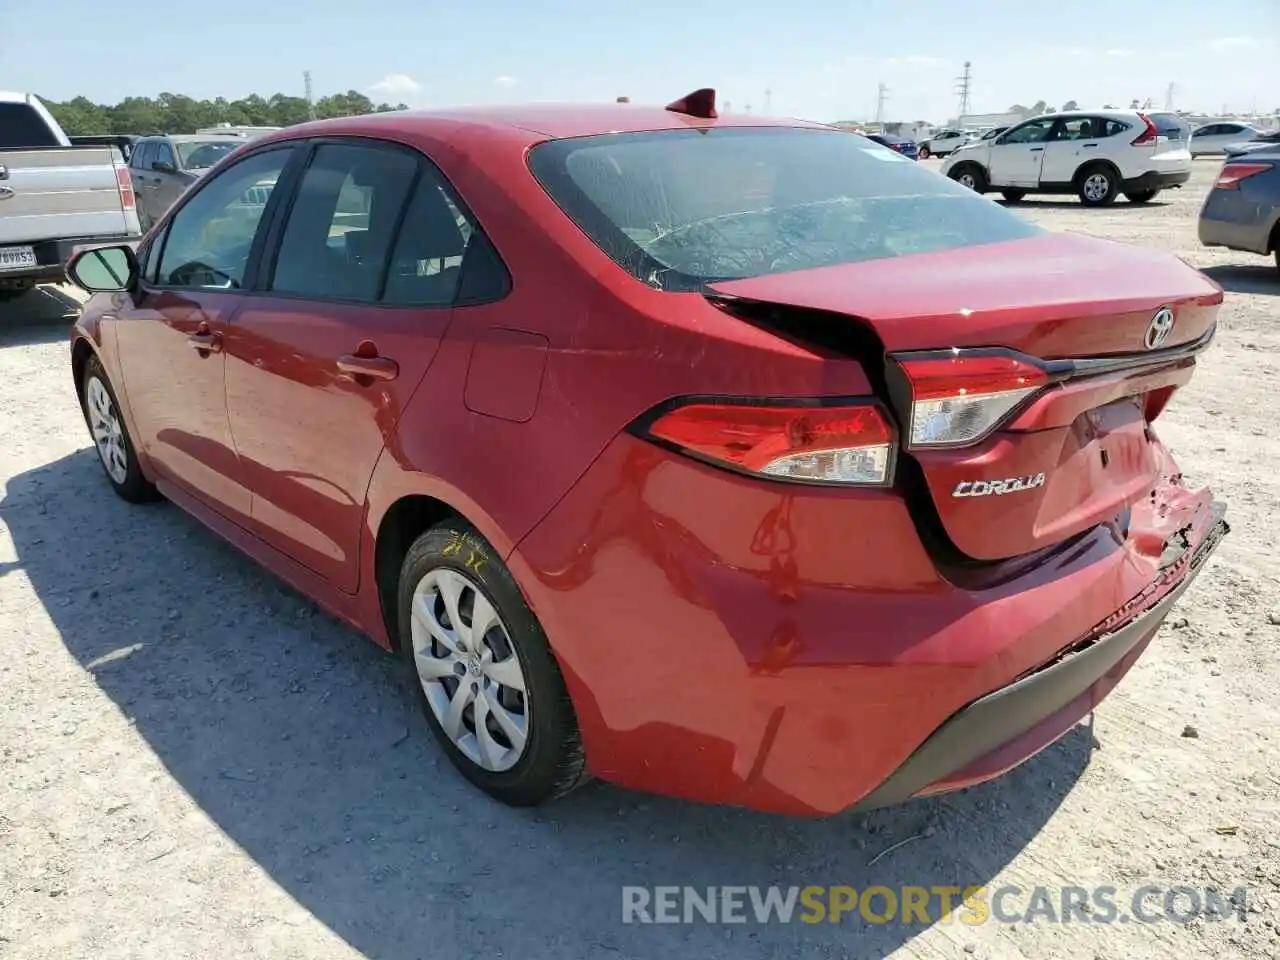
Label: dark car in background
xmin=129 ymin=134 xmax=253 ymax=229
xmin=862 ymin=132 xmax=918 ymax=160
xmin=69 ymin=134 xmax=139 ymax=163
xmin=1198 ymin=150 xmax=1280 ymax=272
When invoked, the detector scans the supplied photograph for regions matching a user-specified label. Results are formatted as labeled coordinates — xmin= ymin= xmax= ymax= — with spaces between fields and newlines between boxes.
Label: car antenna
xmin=664 ymin=88 xmax=718 ymax=119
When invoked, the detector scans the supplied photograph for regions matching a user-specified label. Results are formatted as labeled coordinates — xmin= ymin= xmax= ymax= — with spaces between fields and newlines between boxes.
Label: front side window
xmin=155 ymin=147 xmax=292 ymax=289
xmin=529 ymin=127 xmax=1043 ymax=292
xmin=1001 ymin=120 xmax=1054 ymax=144
xmin=153 ymin=141 xmax=177 ymax=170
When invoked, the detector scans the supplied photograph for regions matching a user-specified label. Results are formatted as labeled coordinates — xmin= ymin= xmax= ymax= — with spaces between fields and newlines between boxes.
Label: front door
xmin=113 ymin=144 xmax=298 ymax=523
xmin=150 ymin=140 xmax=188 ymax=218
xmin=225 ymin=139 xmax=478 ymax=590
xmin=987 ymin=118 xmax=1055 ymax=187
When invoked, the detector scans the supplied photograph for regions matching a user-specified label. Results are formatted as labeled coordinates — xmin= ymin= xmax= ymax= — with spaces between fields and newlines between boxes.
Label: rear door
xmin=131 ymin=142 xmax=159 ymax=219
xmin=151 ymin=140 xmax=187 ymax=216
xmin=988 ymin=118 xmax=1054 ymax=187
xmin=224 ymin=138 xmax=481 ymax=590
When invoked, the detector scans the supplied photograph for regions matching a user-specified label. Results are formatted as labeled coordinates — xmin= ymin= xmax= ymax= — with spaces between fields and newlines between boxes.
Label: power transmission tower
xmin=1164 ymin=82 xmax=1176 ymax=111
xmin=764 ymin=88 xmax=772 ymax=114
xmin=955 ymin=61 xmax=972 ymax=119
xmin=303 ymin=71 xmax=316 ymax=120
xmin=875 ymin=82 xmax=888 ymax=126
xmin=724 ymin=99 xmax=733 ymax=113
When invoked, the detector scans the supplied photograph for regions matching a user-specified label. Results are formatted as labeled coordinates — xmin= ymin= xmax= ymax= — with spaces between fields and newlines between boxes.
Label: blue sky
xmin=4 ymin=0 xmax=1276 ymax=122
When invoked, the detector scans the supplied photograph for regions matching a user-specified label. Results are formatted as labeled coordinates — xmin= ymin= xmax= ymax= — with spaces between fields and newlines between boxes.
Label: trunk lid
xmin=708 ymin=232 xmax=1222 ymax=561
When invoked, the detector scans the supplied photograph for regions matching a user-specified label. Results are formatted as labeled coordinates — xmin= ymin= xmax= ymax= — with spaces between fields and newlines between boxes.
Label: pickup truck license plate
xmin=0 ymin=246 xmax=37 ymax=272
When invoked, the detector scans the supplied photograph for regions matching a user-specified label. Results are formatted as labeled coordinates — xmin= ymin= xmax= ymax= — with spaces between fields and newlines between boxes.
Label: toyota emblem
xmin=1144 ymin=307 xmax=1175 ymax=350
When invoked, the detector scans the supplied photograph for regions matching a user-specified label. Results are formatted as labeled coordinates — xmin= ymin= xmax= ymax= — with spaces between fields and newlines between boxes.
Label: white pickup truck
xmin=0 ymin=91 xmax=141 ymax=301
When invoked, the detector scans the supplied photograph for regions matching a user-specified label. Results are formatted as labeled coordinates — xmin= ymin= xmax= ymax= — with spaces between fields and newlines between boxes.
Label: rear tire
xmin=1077 ymin=166 xmax=1120 ymax=206
xmin=949 ymin=164 xmax=988 ymax=193
xmin=397 ymin=520 xmax=588 ymax=807
xmin=1125 ymin=190 xmax=1160 ymax=203
xmin=1001 ymin=189 xmax=1027 ymax=202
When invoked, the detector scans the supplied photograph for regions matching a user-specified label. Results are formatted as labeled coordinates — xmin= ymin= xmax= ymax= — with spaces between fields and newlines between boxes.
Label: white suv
xmin=917 ymin=129 xmax=972 ymax=158
xmin=938 ymin=110 xmax=1192 ymax=206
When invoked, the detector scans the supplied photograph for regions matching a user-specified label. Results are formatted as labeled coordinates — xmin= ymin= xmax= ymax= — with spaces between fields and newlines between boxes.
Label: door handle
xmin=1030 ymin=147 xmax=1044 ymax=152
xmin=338 ymin=354 xmax=398 ymax=381
xmin=187 ymin=321 xmax=222 ymax=354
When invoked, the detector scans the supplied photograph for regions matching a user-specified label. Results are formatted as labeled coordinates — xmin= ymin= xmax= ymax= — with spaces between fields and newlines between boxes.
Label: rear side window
xmin=0 ymin=102 xmax=60 ymax=148
xmin=531 ymin=128 xmax=1042 ymax=292
xmin=268 ymin=142 xmax=419 ymax=303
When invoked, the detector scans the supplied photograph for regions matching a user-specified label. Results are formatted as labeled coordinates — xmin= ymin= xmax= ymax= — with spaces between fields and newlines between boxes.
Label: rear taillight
xmin=114 ymin=164 xmax=135 ymax=211
xmin=1131 ymin=113 xmax=1159 ymax=145
xmin=1214 ymin=162 xmax=1272 ymax=190
xmin=895 ymin=351 xmax=1050 ymax=448
xmin=642 ymin=400 xmax=895 ymax=485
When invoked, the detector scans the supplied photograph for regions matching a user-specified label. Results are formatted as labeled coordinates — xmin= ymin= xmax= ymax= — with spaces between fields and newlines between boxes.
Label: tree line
xmin=42 ymin=90 xmax=411 ymax=137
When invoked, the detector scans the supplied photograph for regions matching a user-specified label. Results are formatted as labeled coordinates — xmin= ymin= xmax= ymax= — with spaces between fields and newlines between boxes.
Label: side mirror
xmin=67 ymin=245 xmax=138 ymax=294
xmin=153 ymin=160 xmax=176 ymax=174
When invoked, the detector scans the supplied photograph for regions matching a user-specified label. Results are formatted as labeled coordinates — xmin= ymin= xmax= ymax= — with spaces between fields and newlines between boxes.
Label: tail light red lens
xmin=1131 ymin=113 xmax=1159 ymax=145
xmin=114 ymin=164 xmax=135 ymax=211
xmin=1214 ymin=162 xmax=1271 ymax=190
xmin=644 ymin=400 xmax=895 ymax=485
xmin=895 ymin=351 xmax=1050 ymax=447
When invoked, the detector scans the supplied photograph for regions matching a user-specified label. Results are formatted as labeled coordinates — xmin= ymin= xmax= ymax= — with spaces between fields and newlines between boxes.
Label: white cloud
xmin=1209 ymin=36 xmax=1258 ymax=51
xmin=367 ymin=73 xmax=422 ymax=96
xmin=493 ymin=75 xmax=518 ymax=88
xmin=1062 ymin=47 xmax=1088 ymax=57
xmin=1105 ymin=48 xmax=1133 ymax=57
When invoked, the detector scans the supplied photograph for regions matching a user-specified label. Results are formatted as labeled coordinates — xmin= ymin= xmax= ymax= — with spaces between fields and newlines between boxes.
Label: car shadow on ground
xmin=996 ymin=198 xmax=1172 ymax=210
xmin=1 ymin=451 xmax=1094 ymax=959
xmin=1199 ymin=264 xmax=1280 ymax=296
xmin=0 ymin=285 xmax=82 ymax=347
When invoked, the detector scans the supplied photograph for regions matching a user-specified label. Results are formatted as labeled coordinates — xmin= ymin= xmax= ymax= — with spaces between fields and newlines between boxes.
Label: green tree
xmin=41 ymin=87 xmax=405 ymax=136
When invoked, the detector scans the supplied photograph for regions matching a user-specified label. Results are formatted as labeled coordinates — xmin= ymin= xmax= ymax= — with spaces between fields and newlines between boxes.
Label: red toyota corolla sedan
xmin=66 ymin=90 xmax=1229 ymax=816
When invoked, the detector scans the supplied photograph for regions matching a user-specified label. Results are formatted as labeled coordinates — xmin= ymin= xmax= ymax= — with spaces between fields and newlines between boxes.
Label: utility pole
xmin=955 ymin=61 xmax=972 ymax=120
xmin=303 ymin=70 xmax=316 ymax=121
xmin=1164 ymin=82 xmax=1176 ymax=112
xmin=875 ymin=82 xmax=888 ymax=126
xmin=764 ymin=88 xmax=773 ymax=114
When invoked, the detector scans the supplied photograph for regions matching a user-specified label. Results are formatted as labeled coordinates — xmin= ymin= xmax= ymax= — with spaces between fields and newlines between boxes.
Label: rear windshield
xmin=528 ymin=127 xmax=1043 ymax=292
xmin=0 ymin=102 xmax=60 ymax=148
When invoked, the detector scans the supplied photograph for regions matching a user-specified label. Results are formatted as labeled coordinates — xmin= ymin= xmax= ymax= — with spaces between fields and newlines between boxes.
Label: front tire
xmin=1125 ymin=190 xmax=1160 ymax=203
xmin=79 ymin=355 xmax=159 ymax=503
xmin=1077 ymin=166 xmax=1119 ymax=206
xmin=950 ymin=164 xmax=988 ymax=193
xmin=397 ymin=520 xmax=588 ymax=806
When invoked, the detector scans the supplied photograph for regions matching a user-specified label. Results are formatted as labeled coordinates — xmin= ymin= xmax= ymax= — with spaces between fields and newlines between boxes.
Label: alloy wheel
xmin=86 ymin=376 xmax=129 ymax=485
xmin=410 ymin=567 xmax=530 ymax=772
xmin=1082 ymin=173 xmax=1111 ymax=202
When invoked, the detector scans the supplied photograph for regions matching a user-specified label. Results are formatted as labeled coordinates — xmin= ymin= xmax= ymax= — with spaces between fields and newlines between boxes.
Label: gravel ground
xmin=1 ymin=159 xmax=1278 ymax=960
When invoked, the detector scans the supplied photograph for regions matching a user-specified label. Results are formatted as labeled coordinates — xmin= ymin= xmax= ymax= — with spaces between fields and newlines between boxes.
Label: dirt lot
xmin=1 ymin=160 xmax=1278 ymax=960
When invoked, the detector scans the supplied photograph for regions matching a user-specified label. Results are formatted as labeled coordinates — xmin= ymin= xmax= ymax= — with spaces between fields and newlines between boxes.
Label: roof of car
xmin=257 ymin=102 xmax=832 ymax=145
xmin=138 ymin=133 xmax=252 ymax=142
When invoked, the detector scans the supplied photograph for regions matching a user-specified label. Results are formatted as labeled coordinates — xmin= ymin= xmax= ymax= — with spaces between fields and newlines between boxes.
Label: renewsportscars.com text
xmin=621 ymin=884 xmax=1251 ymax=926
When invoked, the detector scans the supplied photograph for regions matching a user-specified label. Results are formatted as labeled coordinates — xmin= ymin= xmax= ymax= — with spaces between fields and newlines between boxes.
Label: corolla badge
xmin=1145 ymin=307 xmax=1175 ymax=350
xmin=953 ymin=473 xmax=1046 ymax=498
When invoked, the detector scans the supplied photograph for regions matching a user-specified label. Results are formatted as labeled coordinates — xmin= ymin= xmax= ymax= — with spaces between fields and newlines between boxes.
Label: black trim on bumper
xmin=1122 ymin=170 xmax=1191 ymax=192
xmin=850 ymin=507 xmax=1229 ymax=812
